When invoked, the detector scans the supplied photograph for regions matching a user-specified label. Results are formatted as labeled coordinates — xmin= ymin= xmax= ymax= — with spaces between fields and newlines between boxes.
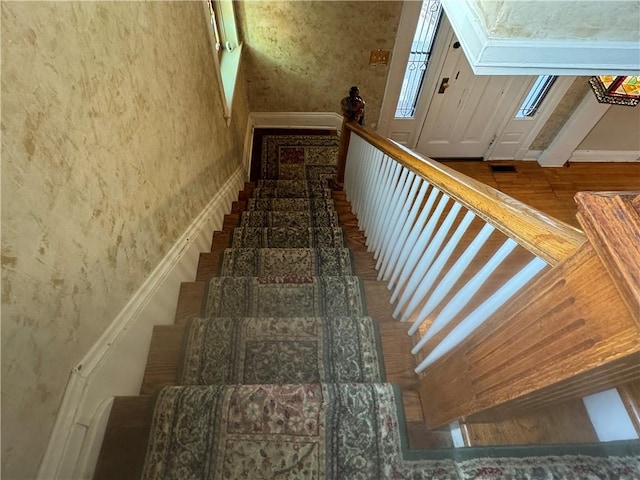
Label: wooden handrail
xmin=344 ymin=123 xmax=586 ymax=266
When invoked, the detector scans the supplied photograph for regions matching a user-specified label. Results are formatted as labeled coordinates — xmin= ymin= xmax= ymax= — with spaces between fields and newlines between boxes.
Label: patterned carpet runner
xmin=204 ymin=276 xmax=366 ymax=318
xmin=239 ymin=210 xmax=340 ymax=228
xmin=230 ymin=227 xmax=345 ymax=249
xmin=140 ymin=133 xmax=640 ymax=479
xmin=142 ymin=383 xmax=640 ymax=479
xmin=218 ymin=248 xmax=354 ymax=279
xmin=179 ymin=316 xmax=384 ymax=385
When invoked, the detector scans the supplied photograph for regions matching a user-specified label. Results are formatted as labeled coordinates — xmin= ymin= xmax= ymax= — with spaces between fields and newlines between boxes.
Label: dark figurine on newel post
xmin=333 ymin=86 xmax=366 ymax=191
xmin=341 ymin=86 xmax=366 ymax=125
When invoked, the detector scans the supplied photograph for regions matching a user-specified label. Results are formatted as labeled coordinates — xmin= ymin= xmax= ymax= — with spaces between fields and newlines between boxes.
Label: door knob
xmin=438 ymin=77 xmax=450 ymax=94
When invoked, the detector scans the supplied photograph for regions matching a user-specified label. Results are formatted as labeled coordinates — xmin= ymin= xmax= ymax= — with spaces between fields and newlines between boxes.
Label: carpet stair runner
xmin=95 ymin=134 xmax=640 ymax=479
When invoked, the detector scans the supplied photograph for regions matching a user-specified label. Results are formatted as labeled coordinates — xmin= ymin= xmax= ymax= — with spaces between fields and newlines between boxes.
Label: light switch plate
xmin=369 ymin=50 xmax=390 ymax=66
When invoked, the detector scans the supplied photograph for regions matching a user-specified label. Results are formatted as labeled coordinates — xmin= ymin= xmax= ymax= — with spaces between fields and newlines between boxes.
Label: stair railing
xmin=339 ymin=121 xmax=640 ymax=428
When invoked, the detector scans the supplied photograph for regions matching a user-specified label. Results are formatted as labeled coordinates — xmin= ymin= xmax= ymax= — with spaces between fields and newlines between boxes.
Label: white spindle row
xmin=343 ymin=134 xmax=550 ymax=375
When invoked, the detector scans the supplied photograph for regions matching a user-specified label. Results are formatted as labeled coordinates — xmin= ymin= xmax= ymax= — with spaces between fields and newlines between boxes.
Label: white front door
xmin=414 ymin=36 xmax=533 ymax=158
xmin=379 ymin=3 xmax=571 ymax=161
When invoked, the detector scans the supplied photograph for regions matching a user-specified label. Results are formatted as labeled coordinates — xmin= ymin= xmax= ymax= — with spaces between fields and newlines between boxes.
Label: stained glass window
xmin=589 ymin=76 xmax=640 ymax=107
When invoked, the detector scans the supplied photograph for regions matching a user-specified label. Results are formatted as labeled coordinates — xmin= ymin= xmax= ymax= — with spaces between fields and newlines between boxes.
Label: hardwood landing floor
xmin=441 ymin=160 xmax=640 ymax=228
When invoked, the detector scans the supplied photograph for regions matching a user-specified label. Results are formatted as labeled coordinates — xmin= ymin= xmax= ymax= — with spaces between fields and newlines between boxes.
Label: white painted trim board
xmin=250 ymin=112 xmax=343 ymax=131
xmin=538 ymin=94 xmax=611 ymax=167
xmin=442 ymin=0 xmax=640 ymax=76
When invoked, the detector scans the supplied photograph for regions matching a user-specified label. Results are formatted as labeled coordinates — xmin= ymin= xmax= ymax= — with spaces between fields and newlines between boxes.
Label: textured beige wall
xmin=474 ymin=0 xmax=640 ymax=41
xmin=530 ymin=77 xmax=592 ymax=151
xmin=579 ymin=105 xmax=640 ymax=151
xmin=1 ymin=2 xmax=248 ymax=478
xmin=236 ymin=1 xmax=402 ymax=127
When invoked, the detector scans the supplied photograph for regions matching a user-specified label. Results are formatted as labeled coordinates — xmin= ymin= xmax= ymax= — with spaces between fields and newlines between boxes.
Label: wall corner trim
xmin=537 ymin=94 xmax=610 ymax=167
xmin=37 ymin=166 xmax=246 ymax=480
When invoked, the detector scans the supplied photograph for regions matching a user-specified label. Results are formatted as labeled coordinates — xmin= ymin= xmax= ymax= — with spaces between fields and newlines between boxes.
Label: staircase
xmin=94 ymin=131 xmax=640 ymax=479
xmin=94 ymin=131 xmax=439 ymax=478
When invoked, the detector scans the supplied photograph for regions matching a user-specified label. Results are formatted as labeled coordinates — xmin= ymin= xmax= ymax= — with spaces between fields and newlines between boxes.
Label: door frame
xmin=377 ymin=2 xmax=454 ymax=147
xmin=378 ymin=1 xmax=575 ymax=160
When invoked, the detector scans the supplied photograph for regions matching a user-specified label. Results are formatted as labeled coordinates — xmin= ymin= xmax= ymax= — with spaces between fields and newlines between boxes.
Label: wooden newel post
xmin=333 ymin=86 xmax=365 ymax=190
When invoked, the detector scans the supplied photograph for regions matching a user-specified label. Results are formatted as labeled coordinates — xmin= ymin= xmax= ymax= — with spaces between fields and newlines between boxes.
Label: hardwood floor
xmin=441 ymin=161 xmax=640 ymax=228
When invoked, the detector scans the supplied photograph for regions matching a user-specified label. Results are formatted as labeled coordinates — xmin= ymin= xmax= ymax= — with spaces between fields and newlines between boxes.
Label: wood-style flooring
xmin=441 ymin=160 xmax=640 ymax=228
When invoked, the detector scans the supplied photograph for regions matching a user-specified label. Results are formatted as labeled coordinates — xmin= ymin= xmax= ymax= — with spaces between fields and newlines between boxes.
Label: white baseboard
xmin=570 ymin=150 xmax=640 ymax=163
xmin=250 ymin=112 xmax=343 ymax=131
xmin=38 ymin=167 xmax=246 ymax=480
xmin=523 ymin=149 xmax=639 ymax=165
xmin=520 ymin=150 xmax=542 ymax=161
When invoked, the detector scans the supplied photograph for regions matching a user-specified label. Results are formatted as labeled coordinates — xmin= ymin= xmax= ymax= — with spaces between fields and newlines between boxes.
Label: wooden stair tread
xmin=211 ymin=230 xmax=232 ymax=251
xmin=461 ymin=397 xmax=598 ymax=446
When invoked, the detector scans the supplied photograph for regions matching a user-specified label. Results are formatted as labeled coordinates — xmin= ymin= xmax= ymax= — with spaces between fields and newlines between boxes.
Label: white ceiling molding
xmin=442 ymin=0 xmax=640 ymax=76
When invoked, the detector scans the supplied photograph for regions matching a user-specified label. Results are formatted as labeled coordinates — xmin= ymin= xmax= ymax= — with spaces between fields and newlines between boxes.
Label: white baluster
xmin=400 ymin=210 xmax=476 ymax=322
xmin=407 ymin=223 xmax=495 ymax=335
xmin=376 ymin=170 xmax=417 ymax=268
xmin=411 ymin=237 xmax=518 ymax=354
xmin=415 ymin=257 xmax=548 ymax=373
xmin=343 ymin=135 xmax=361 ymax=202
xmin=390 ymin=193 xmax=451 ymax=304
xmin=387 ymin=185 xmax=440 ymax=290
xmin=371 ymin=165 xmax=407 ymax=256
xmin=393 ymin=201 xmax=463 ymax=318
xmin=368 ymin=160 xmax=402 ymax=251
xmin=361 ymin=151 xmax=388 ymax=235
xmin=350 ymin=140 xmax=369 ymax=219
xmin=357 ymin=142 xmax=379 ymax=217
xmin=378 ymin=179 xmax=428 ymax=281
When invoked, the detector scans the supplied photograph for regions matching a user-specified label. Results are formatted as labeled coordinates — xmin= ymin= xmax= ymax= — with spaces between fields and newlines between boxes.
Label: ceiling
xmin=442 ymin=0 xmax=640 ymax=75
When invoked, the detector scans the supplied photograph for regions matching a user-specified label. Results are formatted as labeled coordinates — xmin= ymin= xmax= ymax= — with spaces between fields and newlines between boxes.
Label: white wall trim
xmin=521 ymin=150 xmax=543 ymax=162
xmin=570 ymin=150 xmax=640 ymax=163
xmin=537 ymin=94 xmax=610 ymax=167
xmin=243 ymin=115 xmax=254 ymax=180
xmin=442 ymin=0 xmax=640 ymax=76
xmin=38 ymin=166 xmax=246 ymax=479
xmin=250 ymin=112 xmax=343 ymax=131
